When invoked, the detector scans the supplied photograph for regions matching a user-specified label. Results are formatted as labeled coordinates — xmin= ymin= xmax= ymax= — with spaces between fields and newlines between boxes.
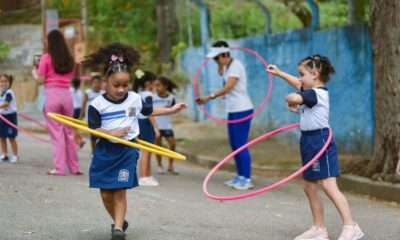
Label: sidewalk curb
xmin=177 ymin=147 xmax=400 ymax=203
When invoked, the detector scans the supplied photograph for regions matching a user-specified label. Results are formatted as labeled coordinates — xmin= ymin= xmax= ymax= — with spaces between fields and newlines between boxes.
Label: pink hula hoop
xmin=193 ymin=47 xmax=273 ymax=124
xmin=0 ymin=115 xmax=51 ymax=144
xmin=17 ymin=113 xmax=48 ymax=129
xmin=202 ymin=123 xmax=333 ymax=201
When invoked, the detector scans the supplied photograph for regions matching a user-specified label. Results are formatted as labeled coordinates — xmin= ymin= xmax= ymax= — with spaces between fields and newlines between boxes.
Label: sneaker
xmin=224 ymin=176 xmax=240 ymax=187
xmin=232 ymin=178 xmax=254 ymax=190
xmin=294 ymin=226 xmax=329 ymax=240
xmin=110 ymin=228 xmax=125 ymax=240
xmin=167 ymin=167 xmax=179 ymax=175
xmin=9 ymin=155 xmax=19 ymax=163
xmin=0 ymin=154 xmax=8 ymax=162
xmin=111 ymin=221 xmax=129 ymax=232
xmin=157 ymin=166 xmax=166 ymax=174
xmin=338 ymin=223 xmax=364 ymax=240
xmin=139 ymin=176 xmax=159 ymax=186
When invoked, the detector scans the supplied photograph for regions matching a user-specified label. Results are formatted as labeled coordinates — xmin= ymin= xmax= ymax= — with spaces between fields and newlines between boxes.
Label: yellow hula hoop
xmin=47 ymin=112 xmax=186 ymax=161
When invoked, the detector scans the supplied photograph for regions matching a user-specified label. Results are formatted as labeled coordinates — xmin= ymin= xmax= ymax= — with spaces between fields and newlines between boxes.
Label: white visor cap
xmin=206 ymin=47 xmax=230 ymax=58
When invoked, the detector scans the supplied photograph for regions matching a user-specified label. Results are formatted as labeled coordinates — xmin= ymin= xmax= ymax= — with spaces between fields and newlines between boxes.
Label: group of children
xmin=0 ymin=39 xmax=367 ymax=240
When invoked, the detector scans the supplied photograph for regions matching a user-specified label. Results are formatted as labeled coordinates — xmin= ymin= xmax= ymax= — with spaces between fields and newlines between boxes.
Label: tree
xmin=362 ymin=0 xmax=400 ymax=182
xmin=282 ymin=0 xmax=312 ymax=27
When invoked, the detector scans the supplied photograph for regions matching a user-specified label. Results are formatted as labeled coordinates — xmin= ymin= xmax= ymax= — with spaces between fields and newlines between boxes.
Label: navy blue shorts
xmin=300 ymin=128 xmax=340 ymax=181
xmin=159 ymin=129 xmax=174 ymax=138
xmin=138 ymin=118 xmax=155 ymax=143
xmin=73 ymin=108 xmax=81 ymax=119
xmin=0 ymin=113 xmax=18 ymax=138
xmin=89 ymin=138 xmax=139 ymax=189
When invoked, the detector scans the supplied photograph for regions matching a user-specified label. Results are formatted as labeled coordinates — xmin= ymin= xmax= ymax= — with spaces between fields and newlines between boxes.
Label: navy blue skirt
xmin=0 ymin=113 xmax=18 ymax=138
xmin=300 ymin=128 xmax=340 ymax=181
xmin=138 ymin=118 xmax=155 ymax=143
xmin=89 ymin=138 xmax=139 ymax=189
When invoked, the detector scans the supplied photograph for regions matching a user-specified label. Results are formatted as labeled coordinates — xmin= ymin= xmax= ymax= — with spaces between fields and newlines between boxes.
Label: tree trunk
xmin=156 ymin=0 xmax=179 ymax=73
xmin=363 ymin=0 xmax=400 ymax=182
xmin=282 ymin=0 xmax=312 ymax=27
xmin=348 ymin=0 xmax=366 ymax=24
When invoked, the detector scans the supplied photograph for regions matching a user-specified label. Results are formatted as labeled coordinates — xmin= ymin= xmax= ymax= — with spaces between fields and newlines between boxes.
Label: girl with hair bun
xmin=82 ymin=43 xmax=187 ymax=240
xmin=268 ymin=54 xmax=364 ymax=240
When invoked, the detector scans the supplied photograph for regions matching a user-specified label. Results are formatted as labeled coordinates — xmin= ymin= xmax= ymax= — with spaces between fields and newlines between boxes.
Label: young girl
xmin=267 ymin=54 xmax=364 ymax=240
xmin=69 ymin=76 xmax=85 ymax=148
xmin=153 ymin=76 xmax=179 ymax=175
xmin=0 ymin=74 xmax=18 ymax=163
xmin=80 ymin=75 xmax=105 ymax=153
xmin=82 ymin=43 xmax=186 ymax=240
xmin=133 ymin=70 xmax=161 ymax=186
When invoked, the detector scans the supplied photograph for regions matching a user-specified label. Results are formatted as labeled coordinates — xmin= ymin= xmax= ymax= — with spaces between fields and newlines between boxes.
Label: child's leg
xmin=155 ymin=136 xmax=163 ymax=167
xmin=113 ymin=189 xmax=127 ymax=229
xmin=90 ymin=138 xmax=97 ymax=153
xmin=139 ymin=150 xmax=151 ymax=178
xmin=0 ymin=137 xmax=7 ymax=155
xmin=303 ymin=180 xmax=326 ymax=227
xmin=9 ymin=138 xmax=17 ymax=156
xmin=100 ymin=189 xmax=115 ymax=221
xmin=320 ymin=177 xmax=354 ymax=225
xmin=166 ymin=136 xmax=176 ymax=170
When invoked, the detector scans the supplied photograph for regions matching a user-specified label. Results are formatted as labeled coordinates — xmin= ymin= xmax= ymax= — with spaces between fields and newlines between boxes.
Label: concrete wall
xmin=178 ymin=23 xmax=373 ymax=154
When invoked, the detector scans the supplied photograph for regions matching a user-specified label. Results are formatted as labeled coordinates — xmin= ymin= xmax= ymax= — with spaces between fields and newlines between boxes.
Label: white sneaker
xmin=294 ymin=226 xmax=329 ymax=240
xmin=232 ymin=177 xmax=254 ymax=190
xmin=157 ymin=166 xmax=166 ymax=174
xmin=139 ymin=177 xmax=159 ymax=186
xmin=9 ymin=155 xmax=19 ymax=163
xmin=0 ymin=154 xmax=8 ymax=162
xmin=167 ymin=167 xmax=179 ymax=175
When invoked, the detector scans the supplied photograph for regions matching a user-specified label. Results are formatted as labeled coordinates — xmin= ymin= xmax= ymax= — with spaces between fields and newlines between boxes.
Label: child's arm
xmin=79 ymin=93 xmax=88 ymax=120
xmin=0 ymin=101 xmax=9 ymax=109
xmin=267 ymin=65 xmax=301 ymax=90
xmin=396 ymin=159 xmax=400 ymax=177
xmin=95 ymin=127 xmax=131 ymax=138
xmin=285 ymin=93 xmax=303 ymax=113
xmin=148 ymin=116 xmax=160 ymax=138
xmin=150 ymin=103 xmax=188 ymax=116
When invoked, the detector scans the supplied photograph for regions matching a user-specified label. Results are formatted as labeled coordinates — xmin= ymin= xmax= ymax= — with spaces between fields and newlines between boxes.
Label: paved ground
xmin=1 ymin=128 xmax=400 ymax=240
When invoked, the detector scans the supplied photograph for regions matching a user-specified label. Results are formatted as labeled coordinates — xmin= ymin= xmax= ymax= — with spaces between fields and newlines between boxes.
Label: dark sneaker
xmin=0 ymin=154 xmax=8 ymax=162
xmin=111 ymin=221 xmax=129 ymax=232
xmin=111 ymin=228 xmax=126 ymax=240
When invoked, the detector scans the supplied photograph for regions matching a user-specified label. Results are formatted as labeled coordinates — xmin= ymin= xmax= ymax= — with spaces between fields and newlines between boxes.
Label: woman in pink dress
xmin=35 ymin=29 xmax=80 ymax=175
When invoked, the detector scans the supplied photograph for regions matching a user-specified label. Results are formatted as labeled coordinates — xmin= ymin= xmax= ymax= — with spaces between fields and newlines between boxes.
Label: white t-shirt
xmin=138 ymin=91 xmax=153 ymax=120
xmin=298 ymin=87 xmax=330 ymax=131
xmin=88 ymin=91 xmax=153 ymax=141
xmin=223 ymin=59 xmax=253 ymax=113
xmin=0 ymin=88 xmax=17 ymax=115
xmin=153 ymin=93 xmax=175 ymax=130
xmin=69 ymin=87 xmax=83 ymax=109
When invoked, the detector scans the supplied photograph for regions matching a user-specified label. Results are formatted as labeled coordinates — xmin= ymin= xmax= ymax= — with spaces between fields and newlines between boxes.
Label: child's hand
xmin=286 ymin=102 xmax=299 ymax=113
xmin=154 ymin=127 xmax=161 ymax=138
xmin=110 ymin=127 xmax=130 ymax=138
xmin=170 ymin=103 xmax=188 ymax=114
xmin=266 ymin=64 xmax=280 ymax=76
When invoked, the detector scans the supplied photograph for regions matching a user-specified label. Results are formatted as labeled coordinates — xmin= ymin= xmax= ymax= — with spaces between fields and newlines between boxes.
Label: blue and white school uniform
xmin=138 ymin=91 xmax=155 ymax=143
xmin=153 ymin=93 xmax=175 ymax=138
xmin=0 ymin=88 xmax=18 ymax=138
xmin=86 ymin=88 xmax=105 ymax=141
xmin=298 ymin=87 xmax=339 ymax=180
xmin=69 ymin=87 xmax=82 ymax=119
xmin=88 ymin=91 xmax=153 ymax=189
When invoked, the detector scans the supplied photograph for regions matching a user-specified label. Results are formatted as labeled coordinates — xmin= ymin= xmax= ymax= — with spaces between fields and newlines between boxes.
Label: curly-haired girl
xmin=82 ymin=43 xmax=187 ymax=240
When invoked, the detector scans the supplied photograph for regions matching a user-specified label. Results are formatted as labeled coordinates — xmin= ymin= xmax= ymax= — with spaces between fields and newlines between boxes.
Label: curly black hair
xmin=298 ymin=54 xmax=335 ymax=83
xmin=82 ymin=42 xmax=140 ymax=76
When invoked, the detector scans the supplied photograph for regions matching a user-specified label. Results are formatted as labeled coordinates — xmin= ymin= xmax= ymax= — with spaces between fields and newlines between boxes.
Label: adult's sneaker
xmin=10 ymin=155 xmax=19 ymax=163
xmin=294 ymin=226 xmax=329 ymax=240
xmin=224 ymin=176 xmax=240 ymax=187
xmin=232 ymin=178 xmax=254 ymax=190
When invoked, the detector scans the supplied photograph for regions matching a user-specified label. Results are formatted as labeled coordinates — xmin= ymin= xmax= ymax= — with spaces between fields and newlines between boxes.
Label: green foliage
xmin=0 ymin=41 xmax=10 ymax=59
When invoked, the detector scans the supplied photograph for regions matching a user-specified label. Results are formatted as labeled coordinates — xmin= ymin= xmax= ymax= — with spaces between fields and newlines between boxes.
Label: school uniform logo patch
xmin=312 ymin=160 xmax=320 ymax=172
xmin=118 ymin=169 xmax=129 ymax=182
xmin=128 ymin=107 xmax=136 ymax=117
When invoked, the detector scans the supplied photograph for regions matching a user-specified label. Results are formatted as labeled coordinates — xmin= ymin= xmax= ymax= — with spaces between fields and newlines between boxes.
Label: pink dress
xmin=37 ymin=53 xmax=79 ymax=174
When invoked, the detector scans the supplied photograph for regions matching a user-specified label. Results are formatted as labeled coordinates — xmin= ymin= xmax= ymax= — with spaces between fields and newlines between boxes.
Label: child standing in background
xmin=0 ymin=74 xmax=19 ymax=163
xmin=268 ymin=54 xmax=364 ymax=240
xmin=153 ymin=76 xmax=179 ymax=175
xmin=133 ymin=69 xmax=161 ymax=186
xmin=70 ymin=76 xmax=85 ymax=148
xmin=80 ymin=75 xmax=105 ymax=153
